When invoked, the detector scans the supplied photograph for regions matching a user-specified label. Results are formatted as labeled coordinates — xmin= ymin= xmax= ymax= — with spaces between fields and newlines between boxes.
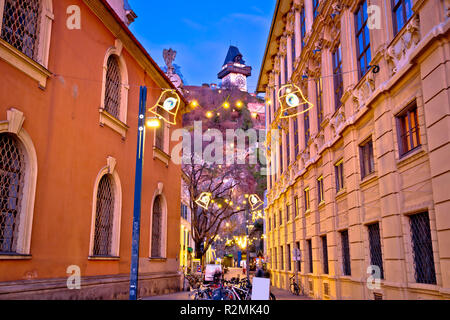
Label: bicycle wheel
xmin=290 ymin=283 xmax=300 ymax=296
xmin=221 ymin=288 xmax=237 ymax=300
xmin=269 ymin=292 xmax=276 ymax=300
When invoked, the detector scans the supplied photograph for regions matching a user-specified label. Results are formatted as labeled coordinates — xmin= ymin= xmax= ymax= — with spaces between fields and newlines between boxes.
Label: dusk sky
xmin=128 ymin=0 xmax=276 ymax=92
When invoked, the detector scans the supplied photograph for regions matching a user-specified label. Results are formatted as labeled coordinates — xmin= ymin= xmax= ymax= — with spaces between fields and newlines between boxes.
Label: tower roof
xmin=223 ymin=46 xmax=245 ymax=66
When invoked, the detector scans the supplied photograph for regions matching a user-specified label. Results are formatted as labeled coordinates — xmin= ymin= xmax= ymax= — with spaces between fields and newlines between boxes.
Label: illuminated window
xmin=294 ymin=196 xmax=299 ymax=217
xmin=335 ymin=160 xmax=344 ymax=192
xmin=393 ymin=0 xmax=413 ymax=35
xmin=355 ymin=1 xmax=372 ymax=79
xmin=317 ymin=176 xmax=324 ymax=204
xmin=304 ymin=187 xmax=310 ymax=212
xmin=397 ymin=102 xmax=420 ymax=156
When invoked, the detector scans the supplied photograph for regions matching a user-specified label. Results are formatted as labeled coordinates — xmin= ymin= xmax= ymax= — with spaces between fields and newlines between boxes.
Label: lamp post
xmin=129 ymin=86 xmax=147 ymax=300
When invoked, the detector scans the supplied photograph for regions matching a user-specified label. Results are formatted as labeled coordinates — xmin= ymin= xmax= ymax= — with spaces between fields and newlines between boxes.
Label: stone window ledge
xmin=335 ymin=189 xmax=347 ymax=200
xmin=0 ymin=39 xmax=52 ymax=89
xmin=0 ymin=253 xmax=32 ymax=260
xmin=153 ymin=146 xmax=170 ymax=166
xmin=88 ymin=256 xmax=120 ymax=261
xmin=360 ymin=172 xmax=378 ymax=188
xmin=396 ymin=147 xmax=425 ymax=169
xmin=99 ymin=109 xmax=129 ymax=139
xmin=148 ymin=257 xmax=167 ymax=262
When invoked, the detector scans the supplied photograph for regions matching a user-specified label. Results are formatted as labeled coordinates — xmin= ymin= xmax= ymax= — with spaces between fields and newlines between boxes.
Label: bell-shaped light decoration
xmin=195 ymin=192 xmax=212 ymax=210
xmin=277 ymin=84 xmax=313 ymax=119
xmin=148 ymin=89 xmax=180 ymax=125
xmin=249 ymin=194 xmax=263 ymax=210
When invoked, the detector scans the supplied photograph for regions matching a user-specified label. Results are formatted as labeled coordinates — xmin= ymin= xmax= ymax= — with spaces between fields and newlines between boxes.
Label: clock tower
xmin=217 ymin=46 xmax=252 ymax=92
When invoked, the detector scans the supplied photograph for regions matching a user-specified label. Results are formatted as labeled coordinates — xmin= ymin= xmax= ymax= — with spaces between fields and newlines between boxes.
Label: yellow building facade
xmin=258 ymin=0 xmax=449 ymax=299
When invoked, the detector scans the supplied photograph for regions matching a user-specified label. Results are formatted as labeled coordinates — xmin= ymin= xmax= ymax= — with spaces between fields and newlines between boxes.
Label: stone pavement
xmin=142 ymin=286 xmax=312 ymax=300
xmin=142 ymin=267 xmax=313 ymax=300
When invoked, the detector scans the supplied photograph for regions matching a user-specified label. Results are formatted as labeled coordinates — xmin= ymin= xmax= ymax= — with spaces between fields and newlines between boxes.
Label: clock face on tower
xmin=235 ymin=75 xmax=246 ymax=89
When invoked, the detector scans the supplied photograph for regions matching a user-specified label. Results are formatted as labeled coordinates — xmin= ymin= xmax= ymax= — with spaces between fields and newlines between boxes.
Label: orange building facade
xmin=0 ymin=0 xmax=185 ymax=299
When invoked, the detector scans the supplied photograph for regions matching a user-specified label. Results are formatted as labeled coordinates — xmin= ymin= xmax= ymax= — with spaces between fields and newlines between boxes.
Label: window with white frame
xmin=104 ymin=55 xmax=122 ymax=119
xmin=0 ymin=0 xmax=53 ymax=86
xmin=1 ymin=0 xmax=41 ymax=60
xmin=151 ymin=195 xmax=165 ymax=258
xmin=0 ymin=133 xmax=26 ymax=253
xmin=92 ymin=174 xmax=115 ymax=256
xmin=0 ymin=110 xmax=38 ymax=256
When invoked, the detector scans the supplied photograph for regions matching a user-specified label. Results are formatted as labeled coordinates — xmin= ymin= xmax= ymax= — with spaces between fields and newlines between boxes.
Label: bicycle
xmin=289 ymin=274 xmax=304 ymax=296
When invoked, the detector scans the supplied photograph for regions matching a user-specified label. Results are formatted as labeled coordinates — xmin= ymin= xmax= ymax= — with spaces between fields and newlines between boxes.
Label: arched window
xmin=0 ymin=133 xmax=25 ymax=253
xmin=151 ymin=195 xmax=162 ymax=257
xmin=104 ymin=55 xmax=121 ymax=119
xmin=93 ymin=174 xmax=115 ymax=256
xmin=0 ymin=0 xmax=41 ymax=61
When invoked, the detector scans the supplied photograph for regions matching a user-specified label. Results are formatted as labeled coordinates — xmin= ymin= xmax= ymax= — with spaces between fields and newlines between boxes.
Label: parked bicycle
xmin=289 ymin=274 xmax=304 ymax=296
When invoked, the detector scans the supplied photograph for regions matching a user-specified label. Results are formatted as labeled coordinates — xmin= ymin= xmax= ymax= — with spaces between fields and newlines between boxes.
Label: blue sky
xmin=128 ymin=0 xmax=275 ymax=92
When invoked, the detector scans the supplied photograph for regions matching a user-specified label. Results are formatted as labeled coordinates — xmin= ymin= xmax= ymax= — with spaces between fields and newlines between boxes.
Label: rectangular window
xmin=332 ymin=45 xmax=343 ymax=110
xmin=341 ymin=230 xmax=351 ymax=275
xmin=317 ymin=176 xmax=324 ymax=204
xmin=313 ymin=0 xmax=320 ymax=20
xmin=304 ymin=104 xmax=310 ymax=145
xmin=397 ymin=102 xmax=420 ymax=156
xmin=335 ymin=160 xmax=344 ymax=192
xmin=300 ymin=7 xmax=306 ymax=48
xmin=286 ymin=131 xmax=290 ymax=165
xmin=279 ymin=138 xmax=283 ymax=174
xmin=393 ymin=0 xmax=413 ymax=35
xmin=293 ymin=117 xmax=299 ymax=158
xmin=360 ymin=139 xmax=374 ymax=179
xmin=355 ymin=1 xmax=372 ymax=79
xmin=294 ymin=196 xmax=299 ymax=217
xmin=307 ymin=239 xmax=313 ymax=273
xmin=279 ymin=210 xmax=282 ymax=226
xmin=316 ymin=78 xmax=323 ymax=129
xmin=368 ymin=223 xmax=384 ymax=279
xmin=296 ymin=241 xmax=301 ymax=272
xmin=268 ymin=217 xmax=271 ymax=232
xmin=287 ymin=244 xmax=291 ymax=271
xmin=410 ymin=212 xmax=436 ymax=284
xmin=155 ymin=122 xmax=165 ymax=150
xmin=304 ymin=187 xmax=310 ymax=212
xmin=284 ymin=56 xmax=288 ymax=83
xmin=291 ymin=36 xmax=296 ymax=71
xmin=273 ymin=213 xmax=276 ymax=229
xmin=274 ymin=247 xmax=278 ymax=270
xmin=286 ymin=204 xmax=290 ymax=222
xmin=322 ymin=235 xmax=329 ymax=274
xmin=0 ymin=0 xmax=41 ymax=60
xmin=280 ymin=246 xmax=284 ymax=270
xmin=272 ymin=88 xmax=277 ymax=116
